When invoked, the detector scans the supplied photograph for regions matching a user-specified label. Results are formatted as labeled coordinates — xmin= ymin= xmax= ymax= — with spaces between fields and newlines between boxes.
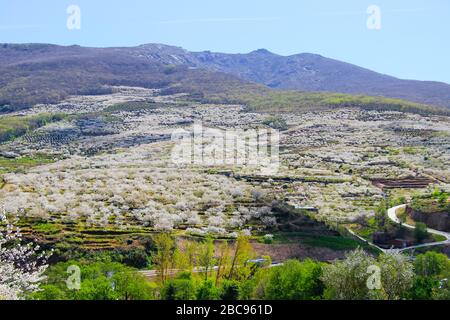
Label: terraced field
xmin=1 ymin=86 xmax=449 ymax=258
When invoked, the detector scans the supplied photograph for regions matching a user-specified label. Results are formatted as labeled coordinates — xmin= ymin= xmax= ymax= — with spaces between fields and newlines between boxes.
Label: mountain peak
xmin=250 ymin=48 xmax=275 ymax=55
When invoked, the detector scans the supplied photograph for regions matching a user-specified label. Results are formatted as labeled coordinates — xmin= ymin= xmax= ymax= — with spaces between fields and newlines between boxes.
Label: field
xmin=0 ymin=83 xmax=449 ymax=303
xmin=0 ymin=86 xmax=449 ymax=259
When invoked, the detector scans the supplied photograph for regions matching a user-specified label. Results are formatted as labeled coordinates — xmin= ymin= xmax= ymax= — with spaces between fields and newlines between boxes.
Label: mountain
xmin=0 ymin=43 xmax=449 ymax=111
xmin=191 ymin=49 xmax=450 ymax=108
xmin=0 ymin=43 xmax=260 ymax=110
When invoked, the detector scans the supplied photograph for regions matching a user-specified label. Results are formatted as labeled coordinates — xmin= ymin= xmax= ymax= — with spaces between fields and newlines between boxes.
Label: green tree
xmin=219 ymin=280 xmax=240 ymax=300
xmin=408 ymin=276 xmax=439 ymax=300
xmin=414 ymin=222 xmax=429 ymax=244
xmin=264 ymin=259 xmax=324 ymax=300
xmin=112 ymin=270 xmax=156 ymax=300
xmin=378 ymin=251 xmax=414 ymax=300
xmin=375 ymin=200 xmax=388 ymax=230
xmin=152 ymin=233 xmax=176 ymax=283
xmin=215 ymin=240 xmax=231 ymax=286
xmin=322 ymin=249 xmax=414 ymax=300
xmin=31 ymin=261 xmax=156 ymax=300
xmin=196 ymin=280 xmax=220 ymax=300
xmin=227 ymin=233 xmax=255 ymax=281
xmin=198 ymin=236 xmax=216 ymax=281
xmin=321 ymin=249 xmax=378 ymax=300
xmin=414 ymin=252 xmax=450 ymax=278
xmin=29 ymin=284 xmax=67 ymax=300
xmin=174 ymin=240 xmax=198 ymax=272
xmin=161 ymin=272 xmax=197 ymax=300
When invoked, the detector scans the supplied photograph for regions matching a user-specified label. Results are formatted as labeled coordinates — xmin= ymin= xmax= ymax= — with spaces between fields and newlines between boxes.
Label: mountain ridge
xmin=0 ymin=43 xmax=449 ymax=110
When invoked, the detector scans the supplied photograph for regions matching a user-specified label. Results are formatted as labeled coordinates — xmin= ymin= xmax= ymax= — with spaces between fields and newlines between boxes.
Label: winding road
xmin=386 ymin=204 xmax=450 ymax=252
xmin=141 ymin=205 xmax=449 ymax=280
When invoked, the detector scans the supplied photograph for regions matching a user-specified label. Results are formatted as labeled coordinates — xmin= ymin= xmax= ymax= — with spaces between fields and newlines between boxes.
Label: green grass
xmin=32 ymin=223 xmax=63 ymax=234
xmin=272 ymin=231 xmax=370 ymax=251
xmin=0 ymin=113 xmax=66 ymax=142
xmin=203 ymin=88 xmax=449 ymax=116
xmin=0 ymin=154 xmax=56 ymax=174
xmin=432 ymin=234 xmax=447 ymax=242
xmin=103 ymin=101 xmax=159 ymax=113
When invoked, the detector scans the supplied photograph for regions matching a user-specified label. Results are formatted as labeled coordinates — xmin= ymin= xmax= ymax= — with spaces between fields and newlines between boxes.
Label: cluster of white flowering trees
xmin=0 ymin=216 xmax=49 ymax=300
xmin=0 ymin=143 xmax=277 ymax=237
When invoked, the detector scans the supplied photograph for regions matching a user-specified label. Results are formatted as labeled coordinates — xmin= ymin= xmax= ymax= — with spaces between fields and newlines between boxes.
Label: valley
xmin=1 ymin=86 xmax=449 ymax=262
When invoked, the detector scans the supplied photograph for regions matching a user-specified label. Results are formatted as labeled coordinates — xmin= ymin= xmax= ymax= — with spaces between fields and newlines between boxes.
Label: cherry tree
xmin=0 ymin=217 xmax=50 ymax=300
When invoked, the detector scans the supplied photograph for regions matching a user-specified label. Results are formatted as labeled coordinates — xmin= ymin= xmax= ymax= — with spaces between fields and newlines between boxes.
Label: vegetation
xmin=411 ymin=189 xmax=450 ymax=213
xmin=30 ymin=261 xmax=156 ymax=300
xmin=0 ymin=154 xmax=56 ymax=173
xmin=204 ymin=89 xmax=449 ymax=116
xmin=0 ymin=113 xmax=65 ymax=142
xmin=28 ymin=244 xmax=450 ymax=300
xmin=321 ymin=249 xmax=414 ymax=300
xmin=262 ymin=259 xmax=324 ymax=300
xmin=408 ymin=252 xmax=450 ymax=300
xmin=414 ymin=222 xmax=429 ymax=243
xmin=103 ymin=101 xmax=160 ymax=113
xmin=262 ymin=116 xmax=288 ymax=131
xmin=272 ymin=232 xmax=372 ymax=251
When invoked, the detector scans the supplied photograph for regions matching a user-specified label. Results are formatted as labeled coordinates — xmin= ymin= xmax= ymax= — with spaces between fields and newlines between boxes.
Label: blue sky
xmin=0 ymin=0 xmax=449 ymax=83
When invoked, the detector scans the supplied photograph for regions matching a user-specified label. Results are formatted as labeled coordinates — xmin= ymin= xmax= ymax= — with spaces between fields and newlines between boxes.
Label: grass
xmin=103 ymin=101 xmax=160 ymax=113
xmin=32 ymin=223 xmax=63 ymax=234
xmin=0 ymin=154 xmax=56 ymax=174
xmin=0 ymin=113 xmax=66 ymax=142
xmin=272 ymin=231 xmax=371 ymax=251
xmin=432 ymin=234 xmax=447 ymax=242
xmin=203 ymin=89 xmax=449 ymax=116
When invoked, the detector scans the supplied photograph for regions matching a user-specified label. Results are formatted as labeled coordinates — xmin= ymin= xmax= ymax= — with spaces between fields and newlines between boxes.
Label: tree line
xmin=30 ymin=233 xmax=450 ymax=300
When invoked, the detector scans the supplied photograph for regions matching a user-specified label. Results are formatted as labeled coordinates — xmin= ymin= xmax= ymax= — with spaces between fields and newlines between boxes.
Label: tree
xmin=196 ymin=280 xmax=220 ymax=300
xmin=33 ymin=261 xmax=156 ymax=300
xmin=375 ymin=200 xmax=387 ymax=230
xmin=408 ymin=276 xmax=439 ymax=300
xmin=161 ymin=271 xmax=197 ymax=300
xmin=262 ymin=116 xmax=288 ymax=131
xmin=215 ymin=240 xmax=231 ymax=286
xmin=414 ymin=222 xmax=429 ymax=244
xmin=219 ymin=279 xmax=240 ymax=300
xmin=321 ymin=249 xmax=414 ymax=300
xmin=414 ymin=252 xmax=450 ymax=278
xmin=198 ymin=236 xmax=216 ymax=281
xmin=227 ymin=233 xmax=255 ymax=281
xmin=321 ymin=249 xmax=378 ymax=300
xmin=112 ymin=270 xmax=156 ymax=300
xmin=174 ymin=240 xmax=198 ymax=272
xmin=264 ymin=259 xmax=324 ymax=300
xmin=378 ymin=251 xmax=414 ymax=300
xmin=0 ymin=219 xmax=50 ymax=300
xmin=152 ymin=233 xmax=175 ymax=283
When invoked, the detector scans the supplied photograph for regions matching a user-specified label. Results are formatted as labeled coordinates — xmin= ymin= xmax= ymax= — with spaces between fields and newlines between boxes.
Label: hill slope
xmin=0 ymin=43 xmax=449 ymax=113
xmin=191 ymin=48 xmax=450 ymax=108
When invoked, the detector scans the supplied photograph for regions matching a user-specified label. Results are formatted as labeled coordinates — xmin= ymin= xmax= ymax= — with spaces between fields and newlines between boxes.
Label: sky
xmin=0 ymin=0 xmax=449 ymax=83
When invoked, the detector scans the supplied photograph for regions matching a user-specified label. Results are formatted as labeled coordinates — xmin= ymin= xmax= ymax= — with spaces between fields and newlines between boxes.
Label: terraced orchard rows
xmin=0 ymin=87 xmax=449 ymax=253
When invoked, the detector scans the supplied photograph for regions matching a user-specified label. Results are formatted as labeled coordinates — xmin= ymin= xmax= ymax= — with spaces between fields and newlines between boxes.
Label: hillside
xmin=0 ymin=43 xmax=449 ymax=115
xmin=191 ymin=48 xmax=450 ymax=109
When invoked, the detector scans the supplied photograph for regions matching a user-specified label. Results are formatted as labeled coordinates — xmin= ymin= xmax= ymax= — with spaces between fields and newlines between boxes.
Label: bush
xmin=196 ymin=280 xmax=220 ymax=300
xmin=264 ymin=259 xmax=324 ymax=300
xmin=262 ymin=116 xmax=288 ymax=131
xmin=414 ymin=222 xmax=429 ymax=244
xmin=31 ymin=261 xmax=156 ymax=300
xmin=219 ymin=280 xmax=240 ymax=300
xmin=161 ymin=272 xmax=197 ymax=300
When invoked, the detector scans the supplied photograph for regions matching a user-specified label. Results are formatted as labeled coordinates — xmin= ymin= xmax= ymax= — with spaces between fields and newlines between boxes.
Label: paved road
xmin=139 ymin=262 xmax=283 ymax=280
xmin=387 ymin=204 xmax=450 ymax=252
xmin=141 ymin=205 xmax=449 ymax=279
xmin=346 ymin=228 xmax=388 ymax=253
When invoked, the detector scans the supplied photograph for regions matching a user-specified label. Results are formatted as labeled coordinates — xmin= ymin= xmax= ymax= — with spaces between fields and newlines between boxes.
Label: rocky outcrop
xmin=407 ymin=206 xmax=450 ymax=232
